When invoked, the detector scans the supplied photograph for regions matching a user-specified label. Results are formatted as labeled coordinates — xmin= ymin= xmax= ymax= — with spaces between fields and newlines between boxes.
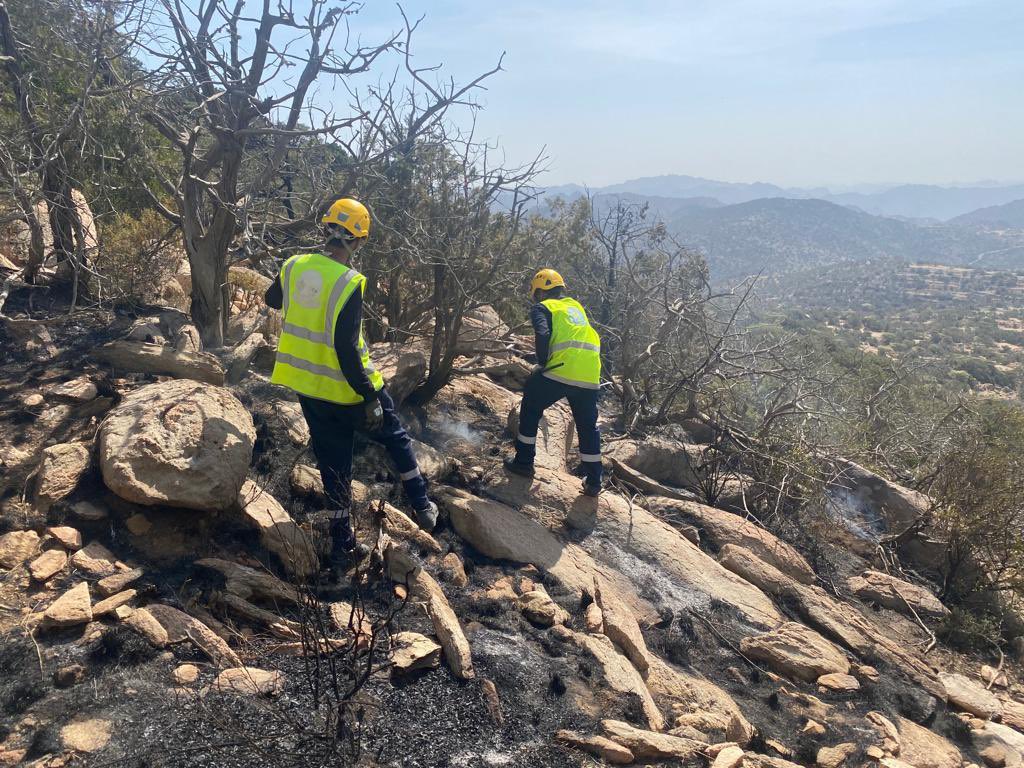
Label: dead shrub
xmin=95 ymin=208 xmax=180 ymax=305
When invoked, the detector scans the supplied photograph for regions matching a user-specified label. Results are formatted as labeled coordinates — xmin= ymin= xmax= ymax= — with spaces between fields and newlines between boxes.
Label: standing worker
xmin=264 ymin=198 xmax=438 ymax=572
xmin=504 ymin=269 xmax=603 ymax=496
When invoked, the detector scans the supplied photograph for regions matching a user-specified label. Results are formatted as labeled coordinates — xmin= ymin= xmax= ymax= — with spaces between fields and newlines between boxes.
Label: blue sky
xmin=343 ymin=0 xmax=1023 ymax=188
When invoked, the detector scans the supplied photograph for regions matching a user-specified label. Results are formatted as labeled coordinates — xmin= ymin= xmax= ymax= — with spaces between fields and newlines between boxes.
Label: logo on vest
xmin=294 ymin=270 xmax=324 ymax=308
xmin=566 ymin=306 xmax=587 ymax=326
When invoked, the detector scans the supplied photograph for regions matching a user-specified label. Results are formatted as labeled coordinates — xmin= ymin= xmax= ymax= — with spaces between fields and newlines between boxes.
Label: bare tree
xmin=0 ymin=0 xmax=123 ymax=292
xmin=350 ymin=117 xmax=543 ymax=403
xmin=113 ymin=1 xmax=504 ymax=348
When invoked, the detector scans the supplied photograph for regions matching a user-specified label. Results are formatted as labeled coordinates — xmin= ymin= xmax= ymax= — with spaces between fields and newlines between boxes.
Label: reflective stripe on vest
xmin=540 ymin=297 xmax=601 ymax=389
xmin=270 ymin=253 xmax=384 ymax=404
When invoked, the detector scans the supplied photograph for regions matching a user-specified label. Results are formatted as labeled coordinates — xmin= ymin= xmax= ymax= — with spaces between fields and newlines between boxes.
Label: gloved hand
xmin=363 ymin=397 xmax=384 ymax=431
xmin=530 ymin=364 xmax=545 ymax=376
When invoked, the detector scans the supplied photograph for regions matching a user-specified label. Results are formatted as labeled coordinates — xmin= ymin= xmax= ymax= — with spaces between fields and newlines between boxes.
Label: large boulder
xmin=826 ymin=459 xmax=930 ymax=551
xmin=739 ymin=622 xmax=850 ymax=682
xmin=455 ymin=305 xmax=510 ymax=355
xmin=605 ymin=436 xmax=706 ymax=489
xmin=369 ymin=343 xmax=429 ymax=406
xmin=972 ymin=722 xmax=1024 ymax=765
xmin=895 ymin=715 xmax=962 ymax=768
xmin=98 ymin=380 xmax=255 ymax=510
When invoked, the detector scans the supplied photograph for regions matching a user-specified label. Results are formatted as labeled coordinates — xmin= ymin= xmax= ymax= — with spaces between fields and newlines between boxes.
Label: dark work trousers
xmin=298 ymin=388 xmax=429 ymax=543
xmin=513 ymin=373 xmax=602 ymax=485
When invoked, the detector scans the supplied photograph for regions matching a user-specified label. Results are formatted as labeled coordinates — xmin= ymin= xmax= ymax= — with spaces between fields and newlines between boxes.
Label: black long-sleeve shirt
xmin=530 ymin=302 xmax=553 ymax=366
xmin=265 ymin=268 xmax=378 ymax=400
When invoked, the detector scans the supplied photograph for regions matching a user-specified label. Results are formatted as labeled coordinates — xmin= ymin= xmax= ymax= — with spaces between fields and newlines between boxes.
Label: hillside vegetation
xmin=3 ymin=1 xmax=1024 ymax=767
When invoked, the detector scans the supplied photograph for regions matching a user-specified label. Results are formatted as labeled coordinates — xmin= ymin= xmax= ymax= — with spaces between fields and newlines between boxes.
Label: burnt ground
xmin=0 ymin=290 xmax=998 ymax=766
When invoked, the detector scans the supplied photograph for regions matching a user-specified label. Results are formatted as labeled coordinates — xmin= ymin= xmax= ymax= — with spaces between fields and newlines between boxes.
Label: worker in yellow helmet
xmin=504 ymin=268 xmax=603 ymax=496
xmin=264 ymin=198 xmax=438 ymax=575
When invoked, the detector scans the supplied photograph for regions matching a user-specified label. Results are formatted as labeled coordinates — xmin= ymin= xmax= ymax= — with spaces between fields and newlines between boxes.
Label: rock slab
xmin=556 ymin=730 xmax=634 ymax=764
xmin=847 ymin=569 xmax=949 ymax=620
xmin=211 ymin=667 xmax=284 ymax=696
xmin=42 ymin=582 xmax=92 ymax=629
xmin=34 ymin=442 xmax=91 ymax=513
xmin=600 ymin=719 xmax=704 ymax=760
xmin=392 ymin=631 xmax=442 ymax=673
xmin=649 ymin=497 xmax=815 ymax=585
xmin=29 ymin=549 xmax=67 ymax=581
xmin=940 ymin=672 xmax=1002 ymax=719
xmin=237 ymin=480 xmax=318 ymax=579
xmin=0 ymin=530 xmax=40 ymax=569
xmin=739 ymin=622 xmax=849 ymax=682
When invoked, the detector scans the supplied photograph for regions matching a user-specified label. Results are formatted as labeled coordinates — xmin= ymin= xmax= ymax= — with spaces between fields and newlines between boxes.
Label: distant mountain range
xmin=662 ymin=198 xmax=1021 ymax=282
xmin=951 ymin=199 xmax=1024 ymax=229
xmin=536 ymin=175 xmax=1024 ymax=283
xmin=544 ymin=174 xmax=1024 ymax=222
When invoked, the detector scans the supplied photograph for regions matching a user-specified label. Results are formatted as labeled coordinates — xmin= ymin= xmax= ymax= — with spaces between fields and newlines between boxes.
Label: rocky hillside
xmin=951 ymin=200 xmax=1024 ymax=230
xmin=0 ymin=276 xmax=1022 ymax=767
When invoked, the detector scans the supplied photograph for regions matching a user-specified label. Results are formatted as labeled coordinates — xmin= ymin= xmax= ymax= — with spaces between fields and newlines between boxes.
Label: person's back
xmin=264 ymin=198 xmax=438 ymax=577
xmin=505 ymin=269 xmax=603 ymax=495
xmin=271 ymin=252 xmax=384 ymax=405
xmin=537 ymin=294 xmax=601 ymax=389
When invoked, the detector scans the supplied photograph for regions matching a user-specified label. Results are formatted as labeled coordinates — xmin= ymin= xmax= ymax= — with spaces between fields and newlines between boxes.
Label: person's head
xmin=530 ymin=268 xmax=565 ymax=303
xmin=321 ymin=198 xmax=370 ymax=260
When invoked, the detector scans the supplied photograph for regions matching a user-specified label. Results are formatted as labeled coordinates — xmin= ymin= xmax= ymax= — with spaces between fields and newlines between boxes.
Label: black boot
xmin=327 ymin=519 xmax=369 ymax=577
xmin=503 ymin=457 xmax=535 ymax=478
xmin=414 ymin=500 xmax=439 ymax=532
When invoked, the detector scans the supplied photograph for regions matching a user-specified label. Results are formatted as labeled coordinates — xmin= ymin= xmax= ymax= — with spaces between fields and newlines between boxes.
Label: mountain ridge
xmin=541 ymin=174 xmax=1024 ymax=222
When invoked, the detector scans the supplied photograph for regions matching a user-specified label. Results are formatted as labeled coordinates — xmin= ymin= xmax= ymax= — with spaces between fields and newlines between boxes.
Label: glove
xmin=363 ymin=397 xmax=384 ymax=431
xmin=531 ymin=364 xmax=545 ymax=376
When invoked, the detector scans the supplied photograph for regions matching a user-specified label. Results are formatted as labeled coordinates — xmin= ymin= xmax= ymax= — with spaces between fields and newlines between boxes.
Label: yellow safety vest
xmin=541 ymin=297 xmax=601 ymax=389
xmin=270 ymin=253 xmax=384 ymax=404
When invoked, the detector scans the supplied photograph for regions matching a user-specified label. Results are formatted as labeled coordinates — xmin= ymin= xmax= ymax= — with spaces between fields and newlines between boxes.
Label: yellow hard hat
xmin=531 ymin=268 xmax=565 ymax=294
xmin=321 ymin=198 xmax=370 ymax=239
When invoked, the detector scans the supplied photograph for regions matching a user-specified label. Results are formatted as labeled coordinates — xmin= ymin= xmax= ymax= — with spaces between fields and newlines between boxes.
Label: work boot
xmin=582 ymin=479 xmax=602 ymax=497
xmin=503 ymin=457 xmax=535 ymax=479
xmin=414 ymin=500 xmax=439 ymax=532
xmin=326 ymin=519 xmax=370 ymax=578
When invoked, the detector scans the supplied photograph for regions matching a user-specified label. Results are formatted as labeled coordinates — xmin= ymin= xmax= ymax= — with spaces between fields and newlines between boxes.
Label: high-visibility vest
xmin=270 ymin=253 xmax=384 ymax=404
xmin=540 ymin=297 xmax=601 ymax=389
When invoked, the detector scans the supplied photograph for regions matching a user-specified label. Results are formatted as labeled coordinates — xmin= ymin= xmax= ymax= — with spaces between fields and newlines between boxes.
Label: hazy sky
xmin=348 ymin=0 xmax=1023 ymax=188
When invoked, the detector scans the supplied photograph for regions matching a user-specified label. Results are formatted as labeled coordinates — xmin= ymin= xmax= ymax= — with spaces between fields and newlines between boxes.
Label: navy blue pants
xmin=514 ymin=373 xmax=602 ymax=485
xmin=299 ymin=388 xmax=429 ymax=537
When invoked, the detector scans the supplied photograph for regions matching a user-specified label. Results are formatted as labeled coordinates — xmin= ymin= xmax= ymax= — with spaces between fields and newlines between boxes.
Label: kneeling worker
xmin=504 ymin=269 xmax=603 ymax=495
xmin=265 ymin=197 xmax=438 ymax=570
